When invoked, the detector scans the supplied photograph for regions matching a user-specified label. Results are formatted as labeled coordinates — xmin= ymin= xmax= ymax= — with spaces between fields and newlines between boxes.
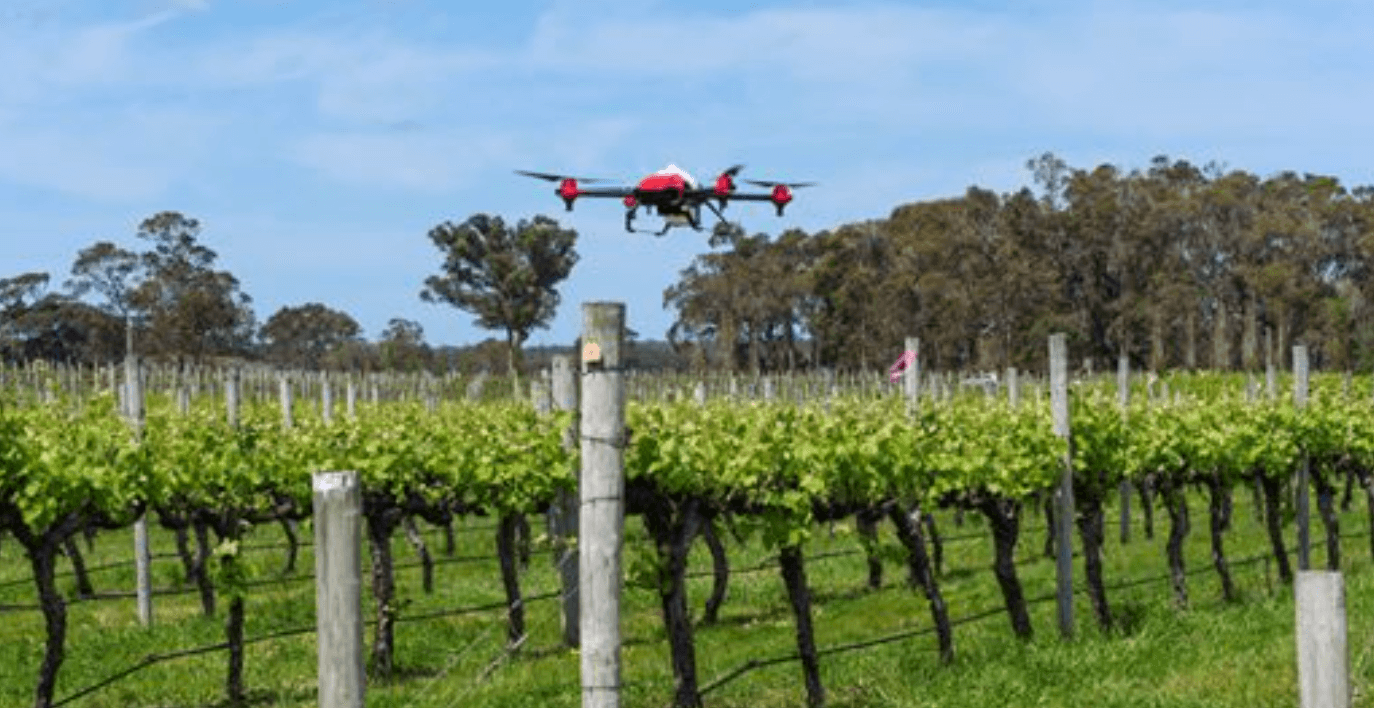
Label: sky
xmin=2 ymin=0 xmax=1373 ymax=349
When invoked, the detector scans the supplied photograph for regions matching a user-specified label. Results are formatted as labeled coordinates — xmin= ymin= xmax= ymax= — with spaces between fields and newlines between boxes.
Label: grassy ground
xmin=3 ymin=491 xmax=1373 ymax=707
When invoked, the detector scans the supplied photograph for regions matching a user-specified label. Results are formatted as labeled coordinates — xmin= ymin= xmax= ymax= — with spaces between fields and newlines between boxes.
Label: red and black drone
xmin=516 ymin=164 xmax=814 ymax=236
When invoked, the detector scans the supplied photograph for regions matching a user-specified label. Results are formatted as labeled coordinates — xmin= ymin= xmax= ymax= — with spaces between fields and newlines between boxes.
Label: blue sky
xmin=2 ymin=0 xmax=1373 ymax=349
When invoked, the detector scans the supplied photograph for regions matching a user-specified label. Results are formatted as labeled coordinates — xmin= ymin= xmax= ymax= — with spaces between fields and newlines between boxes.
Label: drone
xmin=516 ymin=164 xmax=814 ymax=236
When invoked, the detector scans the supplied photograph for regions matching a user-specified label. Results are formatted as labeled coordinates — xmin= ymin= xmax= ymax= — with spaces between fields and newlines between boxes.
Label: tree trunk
xmin=1363 ymin=471 xmax=1374 ymax=564
xmin=516 ymin=513 xmax=532 ymax=570
xmin=61 ymin=535 xmax=94 ymax=598
xmin=28 ymin=539 xmax=67 ymax=708
xmin=506 ymin=330 xmax=523 ymax=397
xmin=923 ymin=511 xmax=943 ymax=577
xmin=1161 ymin=477 xmax=1189 ymax=608
xmin=1205 ymin=475 xmax=1236 ymax=602
xmin=174 ymin=524 xmax=196 ymax=585
xmin=1138 ymin=475 xmax=1155 ymax=540
xmin=1075 ymin=489 xmax=1111 ymax=631
xmin=644 ymin=497 xmax=703 ymax=708
xmin=193 ymin=519 xmax=215 ymax=617
xmin=1042 ymin=491 xmax=1056 ymax=558
xmin=1259 ymin=472 xmax=1293 ymax=584
xmin=888 ymin=504 xmax=953 ymax=663
xmin=402 ymin=516 xmax=434 ymax=594
xmin=1313 ymin=467 xmax=1340 ymax=571
xmin=496 ymin=513 xmax=526 ymax=647
xmin=701 ymin=520 xmax=729 ymax=624
xmin=366 ymin=510 xmax=400 ymax=677
xmin=856 ymin=506 xmax=883 ymax=589
xmin=779 ymin=545 xmax=824 ymax=708
xmin=211 ymin=518 xmax=248 ymax=704
xmin=225 ymin=593 xmax=246 ymax=704
xmin=278 ymin=518 xmax=299 ymax=575
xmin=977 ymin=497 xmax=1032 ymax=640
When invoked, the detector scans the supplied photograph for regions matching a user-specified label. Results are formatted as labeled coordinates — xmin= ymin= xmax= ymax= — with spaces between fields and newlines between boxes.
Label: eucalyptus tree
xmin=259 ymin=303 xmax=362 ymax=369
xmin=421 ymin=214 xmax=578 ymax=388
xmin=127 ymin=212 xmax=256 ymax=363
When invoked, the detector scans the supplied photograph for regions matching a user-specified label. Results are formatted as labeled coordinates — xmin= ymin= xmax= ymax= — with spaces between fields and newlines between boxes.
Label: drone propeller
xmin=515 ymin=170 xmax=610 ymax=183
xmin=722 ymin=164 xmax=745 ymax=177
xmin=744 ymin=179 xmax=816 ymax=188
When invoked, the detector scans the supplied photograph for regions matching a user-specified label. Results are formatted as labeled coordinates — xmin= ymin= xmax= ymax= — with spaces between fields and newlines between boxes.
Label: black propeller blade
xmin=743 ymin=179 xmax=816 ymax=188
xmin=722 ymin=164 xmax=745 ymax=177
xmin=515 ymin=170 xmax=610 ymax=183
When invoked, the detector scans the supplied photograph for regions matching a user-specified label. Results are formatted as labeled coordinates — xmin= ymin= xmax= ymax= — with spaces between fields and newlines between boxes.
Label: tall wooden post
xmin=125 ymin=317 xmax=153 ymax=627
xmin=313 ymin=471 xmax=365 ymax=708
xmin=580 ymin=303 xmax=626 ymax=708
xmin=322 ymin=373 xmax=334 ymax=426
xmin=279 ymin=375 xmax=294 ymax=429
xmin=1050 ymin=334 xmax=1074 ymax=638
xmin=903 ymin=337 xmax=920 ymax=418
xmin=1294 ymin=344 xmax=1311 ymax=571
xmin=551 ymin=356 xmax=580 ymax=648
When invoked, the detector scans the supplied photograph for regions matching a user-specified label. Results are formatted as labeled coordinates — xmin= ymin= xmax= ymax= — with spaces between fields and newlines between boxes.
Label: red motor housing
xmin=770 ymin=184 xmax=793 ymax=215
xmin=623 ymin=195 xmax=637 ymax=208
xmin=558 ymin=178 xmax=579 ymax=210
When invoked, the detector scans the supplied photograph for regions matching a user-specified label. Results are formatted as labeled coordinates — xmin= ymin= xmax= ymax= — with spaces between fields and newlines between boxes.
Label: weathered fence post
xmin=1296 ymin=571 xmax=1349 ymax=708
xmin=581 ymin=303 xmax=626 ymax=708
xmin=124 ymin=319 xmax=153 ymax=628
xmin=903 ymin=337 xmax=921 ymax=418
xmin=313 ymin=470 xmax=365 ymax=708
xmin=551 ymin=355 xmax=580 ymax=648
xmin=1050 ymin=333 xmax=1074 ymax=639
xmin=1294 ymin=344 xmax=1311 ymax=571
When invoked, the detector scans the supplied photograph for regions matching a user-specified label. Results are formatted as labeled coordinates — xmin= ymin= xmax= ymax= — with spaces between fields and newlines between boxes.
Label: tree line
xmin=666 ymin=153 xmax=1374 ymax=374
xmin=1 ymin=212 xmax=580 ymax=375
xmin=7 ymin=153 xmax=1371 ymax=377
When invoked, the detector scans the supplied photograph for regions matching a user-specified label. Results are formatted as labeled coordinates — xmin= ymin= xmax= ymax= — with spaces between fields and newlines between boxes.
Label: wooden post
xmin=226 ymin=368 xmax=241 ymax=428
xmin=1294 ymin=345 xmax=1311 ymax=571
xmin=580 ymin=303 xmax=626 ymax=708
xmin=124 ymin=319 xmax=153 ymax=628
xmin=279 ymin=375 xmax=294 ymax=430
xmin=1050 ymin=334 xmax=1074 ymax=639
xmin=1296 ymin=571 xmax=1350 ymax=708
xmin=903 ymin=337 xmax=921 ymax=418
xmin=1006 ymin=367 xmax=1019 ymax=409
xmin=322 ymin=373 xmax=335 ymax=426
xmin=1266 ymin=328 xmax=1277 ymax=400
xmin=313 ymin=471 xmax=365 ymax=708
xmin=551 ymin=356 xmax=580 ymax=648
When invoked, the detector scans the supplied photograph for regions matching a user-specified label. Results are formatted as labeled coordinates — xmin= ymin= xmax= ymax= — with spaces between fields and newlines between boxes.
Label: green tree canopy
xmin=259 ymin=303 xmax=362 ymax=369
xmin=421 ymin=213 xmax=578 ymax=382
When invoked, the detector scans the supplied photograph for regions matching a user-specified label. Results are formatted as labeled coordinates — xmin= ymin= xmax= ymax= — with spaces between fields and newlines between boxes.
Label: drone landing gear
xmin=624 ymin=206 xmax=685 ymax=236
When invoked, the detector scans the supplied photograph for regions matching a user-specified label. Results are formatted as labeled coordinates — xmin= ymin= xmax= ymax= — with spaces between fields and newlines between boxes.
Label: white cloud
xmin=289 ymin=128 xmax=518 ymax=191
xmin=0 ymin=106 xmax=221 ymax=201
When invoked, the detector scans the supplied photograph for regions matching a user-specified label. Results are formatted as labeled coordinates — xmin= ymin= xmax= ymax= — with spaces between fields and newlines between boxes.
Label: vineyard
xmin=3 ymin=355 xmax=1374 ymax=707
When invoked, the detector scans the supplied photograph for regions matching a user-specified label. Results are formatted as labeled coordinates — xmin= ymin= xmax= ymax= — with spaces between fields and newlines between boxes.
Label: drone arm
xmin=571 ymin=187 xmax=636 ymax=198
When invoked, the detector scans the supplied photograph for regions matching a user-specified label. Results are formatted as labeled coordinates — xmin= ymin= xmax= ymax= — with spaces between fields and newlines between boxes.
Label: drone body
xmin=517 ymin=164 xmax=813 ymax=235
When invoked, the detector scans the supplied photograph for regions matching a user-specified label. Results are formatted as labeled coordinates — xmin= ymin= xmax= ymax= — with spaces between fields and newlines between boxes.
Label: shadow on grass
xmin=157 ymin=686 xmax=318 ymax=708
xmin=367 ymin=662 xmax=447 ymax=683
xmin=1106 ymin=599 xmax=1150 ymax=638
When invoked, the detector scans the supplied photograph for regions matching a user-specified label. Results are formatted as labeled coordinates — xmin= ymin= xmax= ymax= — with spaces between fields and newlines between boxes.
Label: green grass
xmin=3 ymin=493 xmax=1374 ymax=707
